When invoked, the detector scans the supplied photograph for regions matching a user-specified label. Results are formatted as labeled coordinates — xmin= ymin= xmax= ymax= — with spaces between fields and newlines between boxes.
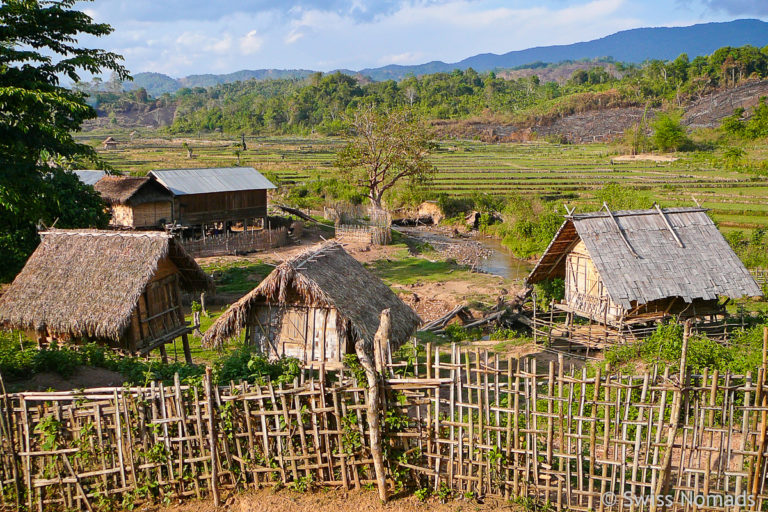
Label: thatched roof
xmin=94 ymin=176 xmax=172 ymax=205
xmin=527 ymin=207 xmax=762 ymax=309
xmin=102 ymin=136 xmax=116 ymax=144
xmin=202 ymin=241 xmax=421 ymax=350
xmin=0 ymin=230 xmax=212 ymax=341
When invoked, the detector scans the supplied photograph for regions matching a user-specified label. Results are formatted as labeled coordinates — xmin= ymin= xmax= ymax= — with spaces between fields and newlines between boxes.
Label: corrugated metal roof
xmin=71 ymin=170 xmax=106 ymax=186
xmin=528 ymin=207 xmax=763 ymax=308
xmin=148 ymin=167 xmax=276 ymax=195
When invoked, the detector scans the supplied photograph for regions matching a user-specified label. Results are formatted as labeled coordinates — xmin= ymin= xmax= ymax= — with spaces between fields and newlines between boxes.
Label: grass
xmin=199 ymin=259 xmax=274 ymax=294
xmin=87 ymin=135 xmax=768 ymax=238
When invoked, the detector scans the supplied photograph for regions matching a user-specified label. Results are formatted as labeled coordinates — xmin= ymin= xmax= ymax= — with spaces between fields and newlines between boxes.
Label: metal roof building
xmin=148 ymin=167 xmax=276 ymax=196
xmin=71 ymin=170 xmax=106 ymax=186
xmin=146 ymin=167 xmax=275 ymax=227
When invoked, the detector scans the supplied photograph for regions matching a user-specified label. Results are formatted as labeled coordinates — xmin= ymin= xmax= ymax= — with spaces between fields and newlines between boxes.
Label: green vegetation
xmin=724 ymin=229 xmax=768 ymax=269
xmin=90 ymin=44 xmax=768 ymax=137
xmin=335 ymin=106 xmax=436 ymax=209
xmin=603 ymin=321 xmax=768 ymax=374
xmin=0 ymin=331 xmax=299 ymax=389
xmin=0 ymin=0 xmax=128 ymax=280
xmin=722 ymin=97 xmax=768 ymax=140
xmin=200 ymin=259 xmax=274 ymax=294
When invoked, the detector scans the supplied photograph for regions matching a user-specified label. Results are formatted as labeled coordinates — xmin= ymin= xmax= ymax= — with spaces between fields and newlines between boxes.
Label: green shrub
xmin=651 ymin=111 xmax=690 ymax=152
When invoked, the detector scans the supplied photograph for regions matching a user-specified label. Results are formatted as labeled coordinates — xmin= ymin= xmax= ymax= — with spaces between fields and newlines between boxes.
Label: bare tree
xmin=335 ymin=105 xmax=436 ymax=210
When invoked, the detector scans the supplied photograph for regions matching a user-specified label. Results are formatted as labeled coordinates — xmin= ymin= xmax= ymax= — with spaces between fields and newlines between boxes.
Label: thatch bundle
xmin=94 ymin=176 xmax=171 ymax=205
xmin=0 ymin=230 xmax=211 ymax=341
xmin=202 ymin=241 xmax=421 ymax=350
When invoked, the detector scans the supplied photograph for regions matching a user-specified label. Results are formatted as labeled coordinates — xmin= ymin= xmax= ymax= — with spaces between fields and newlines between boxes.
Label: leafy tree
xmin=651 ymin=111 xmax=689 ymax=151
xmin=0 ymin=0 xmax=128 ymax=281
xmin=335 ymin=106 xmax=436 ymax=210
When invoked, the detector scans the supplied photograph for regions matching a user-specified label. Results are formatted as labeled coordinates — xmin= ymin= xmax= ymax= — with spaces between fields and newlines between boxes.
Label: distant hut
xmin=527 ymin=207 xmax=762 ymax=326
xmin=70 ymin=169 xmax=106 ymax=186
xmin=148 ymin=167 xmax=276 ymax=229
xmin=202 ymin=241 xmax=421 ymax=369
xmin=94 ymin=176 xmax=173 ymax=229
xmin=102 ymin=136 xmax=118 ymax=150
xmin=0 ymin=230 xmax=212 ymax=362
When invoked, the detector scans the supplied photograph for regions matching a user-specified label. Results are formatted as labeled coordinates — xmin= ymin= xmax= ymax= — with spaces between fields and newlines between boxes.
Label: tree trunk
xmin=354 ymin=310 xmax=391 ymax=502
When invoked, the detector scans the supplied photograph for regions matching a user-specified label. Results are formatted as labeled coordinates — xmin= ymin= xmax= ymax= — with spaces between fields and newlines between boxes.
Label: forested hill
xmin=86 ymin=44 xmax=768 ymax=140
xmin=119 ymin=19 xmax=768 ymax=96
xmin=360 ymin=19 xmax=768 ymax=81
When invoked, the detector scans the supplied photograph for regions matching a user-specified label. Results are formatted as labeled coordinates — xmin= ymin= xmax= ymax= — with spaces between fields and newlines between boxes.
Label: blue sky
xmin=77 ymin=0 xmax=768 ymax=77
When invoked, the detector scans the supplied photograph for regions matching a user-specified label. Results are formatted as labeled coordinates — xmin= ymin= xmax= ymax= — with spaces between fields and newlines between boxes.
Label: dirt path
xmin=152 ymin=487 xmax=521 ymax=512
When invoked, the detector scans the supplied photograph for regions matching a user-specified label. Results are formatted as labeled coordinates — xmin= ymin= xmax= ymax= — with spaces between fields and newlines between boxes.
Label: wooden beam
xmin=654 ymin=203 xmax=684 ymax=248
xmin=603 ymin=202 xmax=639 ymax=258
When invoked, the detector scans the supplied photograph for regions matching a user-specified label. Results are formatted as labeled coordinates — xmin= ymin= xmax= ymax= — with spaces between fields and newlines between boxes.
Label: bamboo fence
xmin=179 ymin=227 xmax=287 ymax=258
xmin=3 ymin=331 xmax=768 ymax=511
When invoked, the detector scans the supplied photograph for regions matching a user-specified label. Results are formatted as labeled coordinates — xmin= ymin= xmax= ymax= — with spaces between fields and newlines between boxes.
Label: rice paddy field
xmin=81 ymin=133 xmax=768 ymax=235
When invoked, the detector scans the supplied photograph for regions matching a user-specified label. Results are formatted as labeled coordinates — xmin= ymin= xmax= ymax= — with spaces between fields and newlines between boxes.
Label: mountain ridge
xmin=125 ymin=19 xmax=768 ymax=96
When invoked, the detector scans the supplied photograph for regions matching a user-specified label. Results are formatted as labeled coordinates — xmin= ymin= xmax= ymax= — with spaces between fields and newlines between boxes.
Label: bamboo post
xmin=204 ymin=367 xmax=221 ymax=506
xmin=354 ymin=310 xmax=390 ymax=503
xmin=373 ymin=309 xmax=390 ymax=374
xmin=0 ymin=372 xmax=20 ymax=510
xmin=650 ymin=322 xmax=690 ymax=512
xmin=751 ymin=326 xmax=768 ymax=500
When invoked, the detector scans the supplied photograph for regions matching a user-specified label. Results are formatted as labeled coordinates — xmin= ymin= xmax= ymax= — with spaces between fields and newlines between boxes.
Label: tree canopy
xmin=84 ymin=44 xmax=768 ymax=136
xmin=334 ymin=106 xmax=436 ymax=210
xmin=0 ymin=0 xmax=128 ymax=280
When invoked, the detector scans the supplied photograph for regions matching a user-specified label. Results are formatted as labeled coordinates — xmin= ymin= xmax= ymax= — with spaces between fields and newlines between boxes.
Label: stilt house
xmin=148 ymin=167 xmax=276 ymax=229
xmin=94 ymin=176 xmax=173 ymax=229
xmin=0 ymin=230 xmax=212 ymax=361
xmin=202 ymin=241 xmax=421 ymax=369
xmin=526 ymin=207 xmax=762 ymax=326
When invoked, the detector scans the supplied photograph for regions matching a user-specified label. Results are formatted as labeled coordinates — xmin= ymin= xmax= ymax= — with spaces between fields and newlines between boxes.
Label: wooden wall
xmin=124 ymin=256 xmax=186 ymax=352
xmin=563 ymin=241 xmax=723 ymax=325
xmin=564 ymin=240 xmax=625 ymax=322
xmin=249 ymin=304 xmax=348 ymax=367
xmin=175 ymin=189 xmax=267 ymax=226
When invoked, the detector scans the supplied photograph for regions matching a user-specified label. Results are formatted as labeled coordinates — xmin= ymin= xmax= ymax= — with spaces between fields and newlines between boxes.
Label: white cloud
xmin=74 ymin=0 xmax=747 ymax=77
xmin=379 ymin=52 xmax=425 ymax=64
xmin=285 ymin=29 xmax=305 ymax=44
xmin=240 ymin=30 xmax=264 ymax=55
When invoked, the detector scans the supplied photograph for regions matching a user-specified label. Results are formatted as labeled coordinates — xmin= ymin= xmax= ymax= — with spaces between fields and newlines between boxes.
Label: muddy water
xmin=396 ymin=226 xmax=533 ymax=281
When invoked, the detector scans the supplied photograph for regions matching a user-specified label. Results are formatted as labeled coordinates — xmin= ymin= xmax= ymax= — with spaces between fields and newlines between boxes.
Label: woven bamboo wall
xmin=3 ymin=343 xmax=768 ymax=511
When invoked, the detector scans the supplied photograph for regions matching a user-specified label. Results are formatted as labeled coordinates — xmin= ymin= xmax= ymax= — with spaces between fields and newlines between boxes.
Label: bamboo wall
xmin=335 ymin=225 xmax=391 ymax=245
xmin=3 ymin=342 xmax=768 ymax=511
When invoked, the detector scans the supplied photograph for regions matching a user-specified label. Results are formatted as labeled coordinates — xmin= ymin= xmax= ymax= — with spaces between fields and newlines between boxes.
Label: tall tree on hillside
xmin=0 ymin=0 xmax=128 ymax=281
xmin=335 ymin=106 xmax=436 ymax=210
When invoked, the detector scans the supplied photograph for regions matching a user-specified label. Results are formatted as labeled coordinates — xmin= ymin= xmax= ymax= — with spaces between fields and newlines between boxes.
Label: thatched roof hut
xmin=94 ymin=177 xmax=173 ymax=229
xmin=102 ymin=136 xmax=118 ymax=149
xmin=527 ymin=207 xmax=762 ymax=325
xmin=0 ymin=230 xmax=212 ymax=355
xmin=202 ymin=241 xmax=420 ymax=367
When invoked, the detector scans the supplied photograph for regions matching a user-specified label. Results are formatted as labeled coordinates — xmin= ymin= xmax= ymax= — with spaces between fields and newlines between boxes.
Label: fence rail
xmin=3 ymin=331 xmax=768 ymax=511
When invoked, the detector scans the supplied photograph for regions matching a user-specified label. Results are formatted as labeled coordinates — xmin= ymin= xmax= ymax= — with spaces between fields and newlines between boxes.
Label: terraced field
xmin=82 ymin=134 xmax=768 ymax=234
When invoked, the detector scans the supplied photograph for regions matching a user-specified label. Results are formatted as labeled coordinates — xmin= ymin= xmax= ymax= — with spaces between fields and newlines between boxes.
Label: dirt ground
xmin=203 ymin=226 xmax=518 ymax=323
xmin=611 ymin=153 xmax=679 ymax=162
xmin=150 ymin=487 xmax=521 ymax=512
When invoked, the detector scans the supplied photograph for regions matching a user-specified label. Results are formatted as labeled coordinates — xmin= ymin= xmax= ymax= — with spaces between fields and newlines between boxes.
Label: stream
xmin=395 ymin=226 xmax=533 ymax=282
